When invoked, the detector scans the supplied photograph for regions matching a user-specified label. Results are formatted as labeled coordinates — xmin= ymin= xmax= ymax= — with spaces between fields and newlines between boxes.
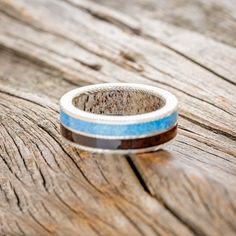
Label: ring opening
xmin=73 ymin=87 xmax=165 ymax=115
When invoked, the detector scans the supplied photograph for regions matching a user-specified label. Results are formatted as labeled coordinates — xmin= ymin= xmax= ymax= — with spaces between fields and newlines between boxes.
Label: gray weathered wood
xmin=0 ymin=0 xmax=235 ymax=235
xmin=90 ymin=0 xmax=236 ymax=48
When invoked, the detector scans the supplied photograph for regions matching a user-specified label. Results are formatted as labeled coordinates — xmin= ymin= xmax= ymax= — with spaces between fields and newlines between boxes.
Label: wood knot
xmin=120 ymin=51 xmax=144 ymax=72
xmin=120 ymin=51 xmax=137 ymax=62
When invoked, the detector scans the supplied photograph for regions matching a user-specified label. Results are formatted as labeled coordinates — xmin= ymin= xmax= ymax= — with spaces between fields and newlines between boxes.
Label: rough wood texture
xmin=0 ymin=0 xmax=235 ymax=235
xmin=90 ymin=0 xmax=236 ymax=48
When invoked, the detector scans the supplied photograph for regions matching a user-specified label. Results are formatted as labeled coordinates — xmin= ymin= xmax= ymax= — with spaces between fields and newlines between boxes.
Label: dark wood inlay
xmin=61 ymin=124 xmax=177 ymax=150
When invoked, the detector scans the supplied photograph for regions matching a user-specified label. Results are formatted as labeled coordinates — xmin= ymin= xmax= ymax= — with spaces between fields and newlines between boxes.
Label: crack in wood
xmin=180 ymin=114 xmax=236 ymax=142
xmin=125 ymin=155 xmax=204 ymax=236
xmin=125 ymin=155 xmax=151 ymax=195
xmin=157 ymin=198 xmax=207 ymax=236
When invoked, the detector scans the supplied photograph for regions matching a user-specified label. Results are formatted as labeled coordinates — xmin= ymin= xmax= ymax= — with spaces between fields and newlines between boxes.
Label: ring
xmin=60 ymin=83 xmax=178 ymax=154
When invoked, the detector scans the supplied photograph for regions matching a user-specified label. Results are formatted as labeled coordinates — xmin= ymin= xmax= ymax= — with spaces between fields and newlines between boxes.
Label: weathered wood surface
xmin=90 ymin=0 xmax=236 ymax=48
xmin=0 ymin=0 xmax=235 ymax=235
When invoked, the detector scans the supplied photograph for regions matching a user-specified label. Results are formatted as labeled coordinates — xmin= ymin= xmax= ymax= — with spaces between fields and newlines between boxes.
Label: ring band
xmin=60 ymin=83 xmax=178 ymax=154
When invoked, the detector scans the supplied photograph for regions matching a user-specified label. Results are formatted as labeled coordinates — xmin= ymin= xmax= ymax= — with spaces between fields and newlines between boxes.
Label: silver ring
xmin=60 ymin=83 xmax=178 ymax=154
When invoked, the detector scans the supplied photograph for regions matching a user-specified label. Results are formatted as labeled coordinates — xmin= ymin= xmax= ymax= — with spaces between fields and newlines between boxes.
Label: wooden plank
xmin=89 ymin=0 xmax=236 ymax=48
xmin=66 ymin=0 xmax=236 ymax=85
xmin=0 ymin=0 xmax=235 ymax=235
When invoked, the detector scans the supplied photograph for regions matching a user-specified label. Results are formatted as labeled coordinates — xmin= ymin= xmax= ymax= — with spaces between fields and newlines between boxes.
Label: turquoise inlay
xmin=60 ymin=111 xmax=177 ymax=137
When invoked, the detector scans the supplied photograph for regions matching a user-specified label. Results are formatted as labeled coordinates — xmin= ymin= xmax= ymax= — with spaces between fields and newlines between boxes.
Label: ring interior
xmin=73 ymin=88 xmax=165 ymax=115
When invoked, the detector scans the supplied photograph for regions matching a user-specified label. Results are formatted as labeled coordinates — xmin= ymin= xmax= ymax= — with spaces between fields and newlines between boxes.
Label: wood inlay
xmin=61 ymin=124 xmax=177 ymax=150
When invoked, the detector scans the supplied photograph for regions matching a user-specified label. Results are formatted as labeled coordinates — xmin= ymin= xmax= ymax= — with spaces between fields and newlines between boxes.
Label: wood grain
xmin=89 ymin=0 xmax=236 ymax=48
xmin=0 ymin=0 xmax=235 ymax=235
